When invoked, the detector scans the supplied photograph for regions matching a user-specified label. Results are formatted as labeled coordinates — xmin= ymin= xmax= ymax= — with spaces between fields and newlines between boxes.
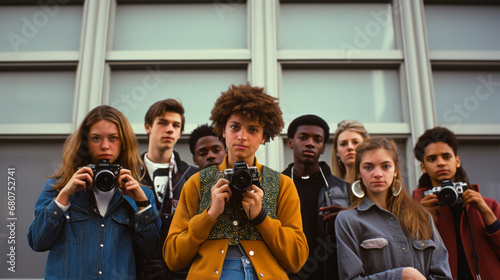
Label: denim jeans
xmin=220 ymin=256 xmax=258 ymax=280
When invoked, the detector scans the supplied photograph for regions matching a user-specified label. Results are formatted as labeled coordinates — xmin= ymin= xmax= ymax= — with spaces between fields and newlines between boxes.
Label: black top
xmin=450 ymin=204 xmax=474 ymax=280
xmin=283 ymin=161 xmax=344 ymax=280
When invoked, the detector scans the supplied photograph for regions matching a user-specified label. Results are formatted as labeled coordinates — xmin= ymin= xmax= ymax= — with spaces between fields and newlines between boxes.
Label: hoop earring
xmin=392 ymin=179 xmax=402 ymax=197
xmin=351 ymin=180 xmax=365 ymax=198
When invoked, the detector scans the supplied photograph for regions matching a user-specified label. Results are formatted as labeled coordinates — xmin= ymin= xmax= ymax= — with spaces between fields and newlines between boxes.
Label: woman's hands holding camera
xmin=207 ymin=176 xmax=264 ymax=221
xmin=207 ymin=178 xmax=232 ymax=220
xmin=118 ymin=168 xmax=148 ymax=209
xmin=56 ymin=167 xmax=148 ymax=210
xmin=242 ymin=185 xmax=263 ymax=220
xmin=56 ymin=167 xmax=94 ymax=206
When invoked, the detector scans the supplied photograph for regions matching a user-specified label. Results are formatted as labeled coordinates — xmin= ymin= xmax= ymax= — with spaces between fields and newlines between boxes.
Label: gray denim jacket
xmin=335 ymin=198 xmax=452 ymax=280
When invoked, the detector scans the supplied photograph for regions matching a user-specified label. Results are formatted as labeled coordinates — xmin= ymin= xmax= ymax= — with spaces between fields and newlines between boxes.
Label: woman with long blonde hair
xmin=335 ymin=137 xmax=451 ymax=279
xmin=28 ymin=105 xmax=160 ymax=279
xmin=331 ymin=120 xmax=368 ymax=184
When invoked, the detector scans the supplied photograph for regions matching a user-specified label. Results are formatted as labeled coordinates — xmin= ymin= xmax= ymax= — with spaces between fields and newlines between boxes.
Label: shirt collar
xmin=358 ymin=197 xmax=381 ymax=212
xmin=218 ymin=155 xmax=263 ymax=173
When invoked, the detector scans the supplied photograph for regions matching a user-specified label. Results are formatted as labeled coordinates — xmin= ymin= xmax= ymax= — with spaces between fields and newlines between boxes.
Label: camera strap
xmin=464 ymin=208 xmax=481 ymax=280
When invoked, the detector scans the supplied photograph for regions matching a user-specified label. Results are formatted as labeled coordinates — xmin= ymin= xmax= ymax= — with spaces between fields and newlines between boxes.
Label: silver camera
xmin=223 ymin=161 xmax=260 ymax=201
xmin=424 ymin=179 xmax=466 ymax=206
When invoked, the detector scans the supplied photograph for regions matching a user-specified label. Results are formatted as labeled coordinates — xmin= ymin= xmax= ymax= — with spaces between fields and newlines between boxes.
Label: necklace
xmin=291 ymin=166 xmax=329 ymax=188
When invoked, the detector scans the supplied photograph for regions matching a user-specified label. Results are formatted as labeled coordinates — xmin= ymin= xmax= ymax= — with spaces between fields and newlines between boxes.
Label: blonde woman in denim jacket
xmin=27 ymin=106 xmax=161 ymax=279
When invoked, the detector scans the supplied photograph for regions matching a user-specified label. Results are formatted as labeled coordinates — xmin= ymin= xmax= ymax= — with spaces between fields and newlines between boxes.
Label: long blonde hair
xmin=331 ymin=120 xmax=368 ymax=180
xmin=350 ymin=137 xmax=432 ymax=240
xmin=49 ymin=105 xmax=143 ymax=190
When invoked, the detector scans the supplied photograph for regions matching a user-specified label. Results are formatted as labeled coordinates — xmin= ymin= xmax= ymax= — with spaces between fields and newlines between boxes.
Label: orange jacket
xmin=164 ymin=158 xmax=308 ymax=279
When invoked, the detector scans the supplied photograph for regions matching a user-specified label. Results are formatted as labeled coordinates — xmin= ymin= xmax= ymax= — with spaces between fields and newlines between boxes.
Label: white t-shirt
xmin=144 ymin=153 xmax=176 ymax=203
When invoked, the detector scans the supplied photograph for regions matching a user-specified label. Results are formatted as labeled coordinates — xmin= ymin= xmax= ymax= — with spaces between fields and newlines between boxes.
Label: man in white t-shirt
xmin=138 ymin=99 xmax=198 ymax=280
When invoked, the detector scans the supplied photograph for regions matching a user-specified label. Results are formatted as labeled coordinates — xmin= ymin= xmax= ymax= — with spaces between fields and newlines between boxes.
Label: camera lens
xmin=94 ymin=170 xmax=116 ymax=192
xmin=231 ymin=169 xmax=252 ymax=192
xmin=437 ymin=187 xmax=458 ymax=206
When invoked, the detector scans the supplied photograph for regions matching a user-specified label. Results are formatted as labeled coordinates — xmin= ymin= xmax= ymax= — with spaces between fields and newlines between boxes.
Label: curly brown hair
xmin=210 ymin=83 xmax=284 ymax=143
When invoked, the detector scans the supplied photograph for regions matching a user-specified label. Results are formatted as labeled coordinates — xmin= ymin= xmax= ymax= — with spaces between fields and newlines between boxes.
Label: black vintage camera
xmin=84 ymin=159 xmax=121 ymax=192
xmin=424 ymin=179 xmax=466 ymax=206
xmin=223 ymin=161 xmax=260 ymax=201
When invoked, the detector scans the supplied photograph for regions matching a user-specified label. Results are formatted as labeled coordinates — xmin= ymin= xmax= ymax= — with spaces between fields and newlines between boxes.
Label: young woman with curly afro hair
xmin=164 ymin=83 xmax=308 ymax=280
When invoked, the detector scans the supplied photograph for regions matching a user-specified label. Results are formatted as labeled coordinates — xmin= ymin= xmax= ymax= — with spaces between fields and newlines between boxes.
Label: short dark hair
xmin=144 ymin=99 xmax=185 ymax=133
xmin=414 ymin=126 xmax=470 ymax=188
xmin=414 ymin=126 xmax=459 ymax=162
xmin=287 ymin=114 xmax=330 ymax=143
xmin=188 ymin=124 xmax=219 ymax=156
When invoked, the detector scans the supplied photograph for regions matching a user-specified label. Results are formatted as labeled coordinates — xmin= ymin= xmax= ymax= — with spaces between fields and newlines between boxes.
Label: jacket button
xmin=220 ymin=250 xmax=224 ymax=254
xmin=99 ymin=271 xmax=102 ymax=275
xmin=259 ymin=273 xmax=264 ymax=277
xmin=54 ymin=211 xmax=58 ymax=215
xmin=249 ymin=251 xmax=254 ymax=256
xmin=233 ymin=220 xmax=238 ymax=226
xmin=101 ymin=224 xmax=105 ymax=228
xmin=215 ymin=270 xmax=219 ymax=274
xmin=66 ymin=215 xmax=70 ymax=220
xmin=100 ymin=244 xmax=104 ymax=248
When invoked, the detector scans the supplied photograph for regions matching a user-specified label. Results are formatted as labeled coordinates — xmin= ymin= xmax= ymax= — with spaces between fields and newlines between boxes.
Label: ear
xmin=145 ymin=123 xmax=151 ymax=135
xmin=287 ymin=138 xmax=293 ymax=149
xmin=193 ymin=156 xmax=198 ymax=165
xmin=260 ymin=134 xmax=266 ymax=145
xmin=456 ymin=155 xmax=461 ymax=168
xmin=320 ymin=143 xmax=325 ymax=154
xmin=420 ymin=162 xmax=426 ymax=173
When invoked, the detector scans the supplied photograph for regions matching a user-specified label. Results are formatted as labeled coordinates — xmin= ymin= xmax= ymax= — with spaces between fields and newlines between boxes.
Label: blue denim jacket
xmin=335 ymin=198 xmax=452 ymax=280
xmin=27 ymin=178 xmax=161 ymax=280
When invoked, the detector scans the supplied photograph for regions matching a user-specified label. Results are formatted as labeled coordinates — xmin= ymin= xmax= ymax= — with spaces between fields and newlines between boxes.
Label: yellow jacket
xmin=163 ymin=158 xmax=308 ymax=279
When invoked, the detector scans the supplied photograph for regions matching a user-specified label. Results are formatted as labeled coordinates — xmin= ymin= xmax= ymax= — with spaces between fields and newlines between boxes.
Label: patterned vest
xmin=199 ymin=165 xmax=280 ymax=245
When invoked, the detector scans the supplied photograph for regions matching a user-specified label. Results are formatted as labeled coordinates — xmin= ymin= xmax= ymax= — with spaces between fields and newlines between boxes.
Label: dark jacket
xmin=282 ymin=161 xmax=350 ymax=280
xmin=413 ymin=185 xmax=500 ymax=280
xmin=137 ymin=150 xmax=198 ymax=280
